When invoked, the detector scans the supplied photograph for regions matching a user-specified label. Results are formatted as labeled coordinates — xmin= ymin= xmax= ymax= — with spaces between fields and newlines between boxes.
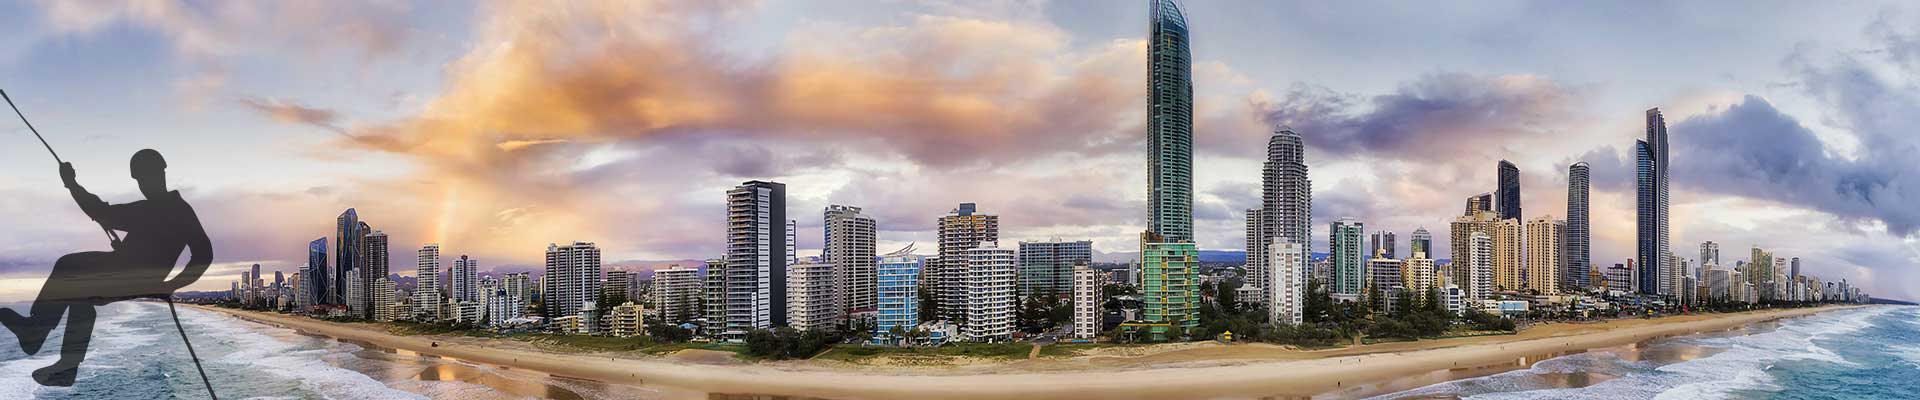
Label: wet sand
xmin=192 ymin=305 xmax=1854 ymax=400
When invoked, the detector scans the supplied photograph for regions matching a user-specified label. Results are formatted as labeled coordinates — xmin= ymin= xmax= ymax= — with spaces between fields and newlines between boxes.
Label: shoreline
xmin=189 ymin=304 xmax=1861 ymax=399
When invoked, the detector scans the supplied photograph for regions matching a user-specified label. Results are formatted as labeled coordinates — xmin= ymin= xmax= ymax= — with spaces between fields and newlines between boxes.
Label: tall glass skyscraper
xmin=1567 ymin=162 xmax=1591 ymax=289
xmin=1496 ymin=160 xmax=1522 ymax=220
xmin=1330 ymin=218 xmax=1366 ymax=295
xmin=1637 ymin=108 xmax=1671 ymax=295
xmin=1246 ymin=127 xmax=1311 ymax=300
xmin=306 ymin=237 xmax=326 ymax=308
xmin=334 ymin=208 xmax=360 ymax=305
xmin=1147 ymin=0 xmax=1194 ymax=243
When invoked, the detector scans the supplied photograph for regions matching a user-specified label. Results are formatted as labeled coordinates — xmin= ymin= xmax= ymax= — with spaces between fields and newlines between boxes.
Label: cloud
xmin=238 ymin=97 xmax=343 ymax=133
xmin=1257 ymin=73 xmax=1578 ymax=161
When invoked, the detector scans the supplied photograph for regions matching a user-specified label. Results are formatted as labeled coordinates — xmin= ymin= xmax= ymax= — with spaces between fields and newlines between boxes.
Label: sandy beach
xmin=192 ymin=305 xmax=1855 ymax=399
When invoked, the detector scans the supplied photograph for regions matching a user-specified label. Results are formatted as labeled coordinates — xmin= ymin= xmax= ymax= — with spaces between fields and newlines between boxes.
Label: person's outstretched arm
xmin=60 ymin=162 xmax=130 ymax=230
xmin=165 ymin=204 xmax=214 ymax=293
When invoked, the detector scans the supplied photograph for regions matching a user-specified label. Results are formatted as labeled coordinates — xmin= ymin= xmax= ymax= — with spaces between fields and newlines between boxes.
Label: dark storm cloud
xmin=1258 ymin=73 xmax=1573 ymax=161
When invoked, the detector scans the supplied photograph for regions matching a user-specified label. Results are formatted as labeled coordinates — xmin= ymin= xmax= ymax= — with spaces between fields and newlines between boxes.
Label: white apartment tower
xmin=652 ymin=266 xmax=703 ymax=324
xmin=414 ymin=244 xmax=442 ymax=322
xmin=1072 ymin=264 xmax=1101 ymax=339
xmin=960 ymin=241 xmax=1017 ymax=342
xmin=786 ymin=261 xmax=840 ymax=332
xmin=1268 ymin=239 xmax=1306 ymax=326
xmin=824 ymin=205 xmax=878 ymax=317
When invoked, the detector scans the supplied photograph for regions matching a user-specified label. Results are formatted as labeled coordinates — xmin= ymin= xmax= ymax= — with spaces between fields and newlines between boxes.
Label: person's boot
xmin=33 ymin=363 xmax=77 ymax=387
xmin=0 ymin=308 xmax=41 ymax=355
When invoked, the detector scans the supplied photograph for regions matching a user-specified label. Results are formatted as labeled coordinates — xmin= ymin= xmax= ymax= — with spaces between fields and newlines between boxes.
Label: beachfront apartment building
xmin=610 ymin=302 xmax=645 ymax=337
xmin=875 ymin=250 xmax=922 ymax=343
xmin=719 ymin=181 xmax=790 ymax=341
xmin=1525 ymin=217 xmax=1564 ymax=295
xmin=1268 ymin=239 xmax=1306 ymax=326
xmin=787 ymin=261 xmax=840 ymax=332
xmin=1017 ymin=238 xmax=1095 ymax=298
xmin=1072 ymin=264 xmax=1101 ymax=339
xmin=1141 ymin=239 xmax=1201 ymax=338
xmin=1330 ymin=218 xmax=1366 ymax=295
xmin=543 ymin=242 xmax=604 ymax=326
xmin=1404 ymin=252 xmax=1436 ymax=300
xmin=824 ymin=205 xmax=878 ymax=318
xmin=1493 ymin=218 xmax=1523 ymax=292
xmin=960 ymin=242 xmax=1017 ymax=342
xmin=1468 ymin=232 xmax=1494 ymax=301
xmin=652 ymin=266 xmax=702 ymax=325
xmin=414 ymin=244 xmax=443 ymax=322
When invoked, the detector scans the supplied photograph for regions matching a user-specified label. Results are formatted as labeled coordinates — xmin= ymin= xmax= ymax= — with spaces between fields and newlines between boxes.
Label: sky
xmin=0 ymin=0 xmax=1916 ymax=302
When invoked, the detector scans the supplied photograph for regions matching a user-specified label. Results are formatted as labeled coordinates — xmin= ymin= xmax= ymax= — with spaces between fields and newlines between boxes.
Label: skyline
xmin=2 ymin=1 xmax=1919 ymax=302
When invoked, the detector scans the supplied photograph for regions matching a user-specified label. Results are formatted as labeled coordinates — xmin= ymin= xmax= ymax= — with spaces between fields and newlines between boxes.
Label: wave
xmin=179 ymin=307 xmax=430 ymax=400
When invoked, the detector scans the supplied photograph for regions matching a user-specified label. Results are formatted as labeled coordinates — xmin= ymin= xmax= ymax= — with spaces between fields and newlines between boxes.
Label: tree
xmin=646 ymin=322 xmax=692 ymax=342
xmin=917 ymin=286 xmax=940 ymax=323
xmin=1304 ymin=279 xmax=1334 ymax=324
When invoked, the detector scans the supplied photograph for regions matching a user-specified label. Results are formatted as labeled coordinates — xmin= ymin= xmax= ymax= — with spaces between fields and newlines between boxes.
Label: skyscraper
xmin=936 ymin=203 xmax=997 ymax=322
xmin=452 ymin=255 xmax=479 ymax=303
xmin=1016 ymin=238 xmax=1093 ymax=298
xmin=1141 ymin=239 xmax=1199 ymax=339
xmin=1493 ymin=218 xmax=1524 ymax=292
xmin=334 ymin=209 xmax=361 ymax=305
xmin=1497 ymin=160 xmax=1522 ymax=220
xmin=1410 ymin=228 xmax=1432 ymax=260
xmin=1072 ymin=264 xmax=1102 ymax=339
xmin=1637 ymin=108 xmax=1671 ymax=296
xmin=786 ymin=261 xmax=839 ymax=332
xmin=652 ymin=266 xmax=702 ymax=325
xmin=543 ymin=242 xmax=603 ymax=325
xmin=1246 ymin=127 xmax=1312 ymax=304
xmin=1468 ymin=232 xmax=1493 ymax=300
xmin=1449 ymin=210 xmax=1500 ymax=288
xmin=1330 ymin=218 xmax=1366 ymax=295
xmin=1465 ymin=192 xmax=1493 ymax=216
xmin=722 ymin=181 xmax=789 ymax=339
xmin=1525 ymin=216 xmax=1564 ymax=295
xmin=874 ymin=246 xmax=922 ymax=343
xmin=1566 ymin=162 xmax=1591 ymax=290
xmin=306 ymin=237 xmax=326 ymax=308
xmin=1147 ymin=0 xmax=1194 ymax=244
xmin=960 ymin=242 xmax=1017 ymax=342
xmin=1700 ymin=241 xmax=1721 ymax=282
xmin=1369 ymin=231 xmax=1397 ymax=259
xmin=414 ymin=244 xmax=442 ymax=322
xmin=824 ymin=205 xmax=877 ymax=317
xmin=359 ymin=229 xmax=388 ymax=318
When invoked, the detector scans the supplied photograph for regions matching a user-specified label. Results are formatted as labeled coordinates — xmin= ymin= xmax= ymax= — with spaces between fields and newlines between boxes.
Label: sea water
xmin=1378 ymin=305 xmax=1920 ymax=399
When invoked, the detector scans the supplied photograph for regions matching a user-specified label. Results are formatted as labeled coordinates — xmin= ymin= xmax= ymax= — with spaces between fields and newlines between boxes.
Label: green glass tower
xmin=1141 ymin=241 xmax=1199 ymax=339
xmin=1147 ymin=0 xmax=1194 ymax=243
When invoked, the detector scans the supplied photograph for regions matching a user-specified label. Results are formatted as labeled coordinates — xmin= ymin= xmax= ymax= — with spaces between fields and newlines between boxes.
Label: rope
xmin=166 ymin=298 xmax=219 ymax=400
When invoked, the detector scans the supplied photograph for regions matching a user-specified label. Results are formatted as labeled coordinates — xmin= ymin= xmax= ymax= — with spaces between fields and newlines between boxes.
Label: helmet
xmin=131 ymin=149 xmax=166 ymax=177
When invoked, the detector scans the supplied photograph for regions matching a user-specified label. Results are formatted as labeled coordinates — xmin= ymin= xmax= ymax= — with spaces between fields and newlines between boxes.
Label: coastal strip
xmin=190 ymin=305 xmax=1856 ymax=400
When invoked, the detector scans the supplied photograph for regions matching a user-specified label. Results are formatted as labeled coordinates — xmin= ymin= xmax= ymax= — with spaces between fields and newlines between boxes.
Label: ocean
xmin=1376 ymin=305 xmax=1920 ymax=399
xmin=0 ymin=302 xmax=1913 ymax=399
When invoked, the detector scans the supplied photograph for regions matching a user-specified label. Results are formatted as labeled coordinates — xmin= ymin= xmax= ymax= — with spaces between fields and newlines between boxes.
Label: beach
xmin=190 ymin=305 xmax=1858 ymax=399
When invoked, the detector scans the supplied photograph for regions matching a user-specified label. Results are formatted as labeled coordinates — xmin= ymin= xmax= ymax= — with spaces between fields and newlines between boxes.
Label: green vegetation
xmin=743 ymin=327 xmax=843 ymax=360
xmin=1018 ymin=293 xmax=1073 ymax=334
xmin=813 ymin=342 xmax=1036 ymax=362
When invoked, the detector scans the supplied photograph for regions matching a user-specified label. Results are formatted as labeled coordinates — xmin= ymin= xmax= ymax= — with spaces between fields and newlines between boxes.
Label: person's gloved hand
xmin=58 ymin=162 xmax=76 ymax=188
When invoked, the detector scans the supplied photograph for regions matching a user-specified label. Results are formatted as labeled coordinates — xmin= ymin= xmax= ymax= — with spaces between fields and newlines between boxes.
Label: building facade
xmin=1636 ymin=108 xmax=1671 ymax=296
xmin=935 ymin=203 xmax=998 ymax=322
xmin=1524 ymin=217 xmax=1564 ymax=295
xmin=1566 ymin=162 xmax=1591 ymax=290
xmin=1141 ymin=241 xmax=1200 ymax=335
xmin=1146 ymin=0 xmax=1195 ymax=244
xmin=720 ymin=181 xmax=789 ymax=340
xmin=1330 ymin=218 xmax=1366 ymax=295
xmin=960 ymin=242 xmax=1017 ymax=342
xmin=1245 ymin=127 xmax=1312 ymax=305
xmin=1497 ymin=160 xmax=1522 ymax=220
xmin=786 ymin=261 xmax=839 ymax=332
xmin=824 ymin=205 xmax=877 ymax=318
xmin=543 ymin=242 xmax=603 ymax=326
xmin=414 ymin=244 xmax=442 ymax=322
xmin=652 ymin=266 xmax=702 ymax=325
xmin=1017 ymin=238 xmax=1094 ymax=298
xmin=1072 ymin=264 xmax=1101 ymax=339
xmin=874 ymin=249 xmax=922 ymax=343
xmin=1268 ymin=239 xmax=1306 ymax=325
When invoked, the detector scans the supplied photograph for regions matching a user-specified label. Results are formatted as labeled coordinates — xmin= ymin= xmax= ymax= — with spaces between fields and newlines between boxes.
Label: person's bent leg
xmin=34 ymin=305 xmax=93 ymax=387
xmin=0 ymin=252 xmax=106 ymax=355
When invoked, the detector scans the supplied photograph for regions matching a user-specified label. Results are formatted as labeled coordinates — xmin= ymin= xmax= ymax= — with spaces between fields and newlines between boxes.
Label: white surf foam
xmin=180 ymin=308 xmax=428 ymax=399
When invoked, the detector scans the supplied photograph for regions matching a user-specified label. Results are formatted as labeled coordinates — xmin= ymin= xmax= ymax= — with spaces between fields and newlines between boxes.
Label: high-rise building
xmin=1330 ymin=218 xmax=1366 ymax=295
xmin=1146 ymin=0 xmax=1194 ymax=243
xmin=1637 ymin=108 xmax=1671 ymax=296
xmin=1017 ymin=238 xmax=1094 ymax=298
xmin=652 ymin=266 xmax=702 ymax=325
xmin=1493 ymin=218 xmax=1524 ymax=292
xmin=702 ymin=258 xmax=727 ymax=331
xmin=1465 ymin=192 xmax=1493 ymax=216
xmin=1525 ymin=217 xmax=1564 ymax=295
xmin=543 ymin=242 xmax=603 ymax=325
xmin=874 ymin=247 xmax=922 ymax=343
xmin=1367 ymin=257 xmax=1404 ymax=305
xmin=1468 ymin=232 xmax=1493 ymax=300
xmin=936 ymin=203 xmax=997 ymax=322
xmin=1404 ymin=252 xmax=1436 ymax=300
xmin=358 ymin=229 xmax=388 ymax=319
xmin=824 ymin=205 xmax=877 ymax=317
xmin=1749 ymin=247 xmax=1773 ymax=301
xmin=1410 ymin=228 xmax=1432 ymax=261
xmin=334 ymin=209 xmax=362 ymax=305
xmin=1246 ymin=127 xmax=1312 ymax=305
xmin=960 ymin=242 xmax=1017 ymax=342
xmin=1370 ymin=231 xmax=1397 ymax=259
xmin=1141 ymin=240 xmax=1200 ymax=338
xmin=786 ymin=261 xmax=839 ymax=332
xmin=371 ymin=278 xmax=396 ymax=322
xmin=1071 ymin=264 xmax=1101 ymax=339
xmin=1566 ymin=162 xmax=1591 ymax=290
xmin=1268 ymin=239 xmax=1305 ymax=326
xmin=721 ymin=181 xmax=790 ymax=339
xmin=306 ymin=237 xmax=327 ymax=308
xmin=1700 ymin=241 xmax=1721 ymax=282
xmin=505 ymin=272 xmax=532 ymax=307
xmin=1449 ymin=210 xmax=1500 ymax=286
xmin=414 ymin=244 xmax=442 ymax=322
xmin=451 ymin=255 xmax=479 ymax=303
xmin=1497 ymin=160 xmax=1522 ymax=220
xmin=603 ymin=270 xmax=633 ymax=306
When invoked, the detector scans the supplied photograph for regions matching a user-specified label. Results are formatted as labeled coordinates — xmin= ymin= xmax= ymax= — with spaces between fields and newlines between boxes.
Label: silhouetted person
xmin=0 ymin=149 xmax=212 ymax=386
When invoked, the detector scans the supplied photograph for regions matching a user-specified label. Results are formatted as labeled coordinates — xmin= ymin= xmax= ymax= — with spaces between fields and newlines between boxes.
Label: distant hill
xmin=1869 ymin=298 xmax=1917 ymax=306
